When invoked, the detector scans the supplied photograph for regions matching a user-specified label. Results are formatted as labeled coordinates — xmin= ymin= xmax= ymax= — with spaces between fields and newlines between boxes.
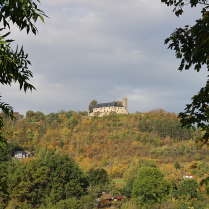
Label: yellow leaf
xmin=204 ymin=37 xmax=209 ymax=43
xmin=192 ymin=95 xmax=197 ymax=100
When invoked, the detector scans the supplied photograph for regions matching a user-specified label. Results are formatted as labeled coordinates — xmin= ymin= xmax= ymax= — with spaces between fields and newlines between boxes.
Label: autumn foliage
xmin=1 ymin=109 xmax=208 ymax=178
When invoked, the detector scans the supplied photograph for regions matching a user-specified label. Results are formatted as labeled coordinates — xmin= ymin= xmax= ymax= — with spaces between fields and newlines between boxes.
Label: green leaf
xmin=39 ymin=15 xmax=44 ymax=22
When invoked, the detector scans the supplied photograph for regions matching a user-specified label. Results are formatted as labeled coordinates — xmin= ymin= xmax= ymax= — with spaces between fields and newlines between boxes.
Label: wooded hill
xmin=1 ymin=109 xmax=208 ymax=178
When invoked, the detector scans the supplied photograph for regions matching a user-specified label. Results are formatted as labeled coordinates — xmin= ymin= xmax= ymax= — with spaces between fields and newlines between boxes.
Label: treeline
xmin=1 ymin=109 xmax=208 ymax=178
xmin=137 ymin=110 xmax=193 ymax=140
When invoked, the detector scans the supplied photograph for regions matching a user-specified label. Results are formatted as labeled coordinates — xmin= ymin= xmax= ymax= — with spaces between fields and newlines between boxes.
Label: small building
xmin=183 ymin=174 xmax=194 ymax=179
xmin=88 ymin=97 xmax=128 ymax=117
xmin=14 ymin=151 xmax=29 ymax=160
xmin=97 ymin=193 xmax=127 ymax=208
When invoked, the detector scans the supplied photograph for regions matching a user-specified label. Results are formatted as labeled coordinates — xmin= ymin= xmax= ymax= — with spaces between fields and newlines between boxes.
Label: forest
xmin=1 ymin=109 xmax=209 ymax=208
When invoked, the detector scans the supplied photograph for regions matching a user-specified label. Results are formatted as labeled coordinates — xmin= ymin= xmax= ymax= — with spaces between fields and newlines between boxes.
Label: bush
xmin=40 ymin=197 xmax=82 ymax=209
xmin=174 ymin=162 xmax=181 ymax=170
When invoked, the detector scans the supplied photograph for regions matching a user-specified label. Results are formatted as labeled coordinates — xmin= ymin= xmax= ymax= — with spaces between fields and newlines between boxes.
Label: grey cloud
xmin=1 ymin=1 xmax=207 ymax=115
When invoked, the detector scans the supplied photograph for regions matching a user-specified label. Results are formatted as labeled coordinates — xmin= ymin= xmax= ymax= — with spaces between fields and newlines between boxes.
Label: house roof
xmin=94 ymin=102 xmax=123 ymax=108
xmin=100 ymin=194 xmax=114 ymax=199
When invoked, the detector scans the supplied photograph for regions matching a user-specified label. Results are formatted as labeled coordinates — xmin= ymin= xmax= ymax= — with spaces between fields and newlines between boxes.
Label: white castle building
xmin=88 ymin=97 xmax=128 ymax=117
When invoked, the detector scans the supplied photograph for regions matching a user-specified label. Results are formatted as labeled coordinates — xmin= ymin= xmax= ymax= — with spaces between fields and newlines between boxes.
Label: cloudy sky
xmin=1 ymin=0 xmax=208 ymax=115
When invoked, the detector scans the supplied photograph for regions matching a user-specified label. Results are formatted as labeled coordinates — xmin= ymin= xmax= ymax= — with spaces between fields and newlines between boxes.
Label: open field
xmin=112 ymin=179 xmax=126 ymax=188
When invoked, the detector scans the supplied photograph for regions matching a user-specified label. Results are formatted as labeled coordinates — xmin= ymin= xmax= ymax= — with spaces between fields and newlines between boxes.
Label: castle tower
xmin=122 ymin=97 xmax=128 ymax=113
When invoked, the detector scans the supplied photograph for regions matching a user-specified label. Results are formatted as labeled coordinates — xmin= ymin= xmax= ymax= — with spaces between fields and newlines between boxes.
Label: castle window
xmin=104 ymin=110 xmax=105 ymax=112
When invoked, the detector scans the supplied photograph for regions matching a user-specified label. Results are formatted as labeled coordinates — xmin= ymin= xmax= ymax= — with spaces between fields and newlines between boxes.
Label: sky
xmin=1 ymin=0 xmax=209 ymax=116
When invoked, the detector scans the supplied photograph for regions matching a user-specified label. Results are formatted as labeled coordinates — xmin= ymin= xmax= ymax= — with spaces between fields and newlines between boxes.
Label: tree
xmin=5 ymin=148 xmax=89 ymax=207
xmin=174 ymin=162 xmax=181 ymax=170
xmin=177 ymin=179 xmax=202 ymax=200
xmin=0 ymin=142 xmax=17 ymax=163
xmin=161 ymin=0 xmax=209 ymax=146
xmin=88 ymin=100 xmax=97 ymax=113
xmin=122 ymin=159 xmax=157 ymax=197
xmin=0 ymin=0 xmax=47 ymax=145
xmin=132 ymin=166 xmax=170 ymax=205
xmin=65 ymin=110 xmax=74 ymax=119
xmin=87 ymin=168 xmax=109 ymax=186
xmin=78 ymin=110 xmax=88 ymax=116
xmin=40 ymin=197 xmax=82 ymax=209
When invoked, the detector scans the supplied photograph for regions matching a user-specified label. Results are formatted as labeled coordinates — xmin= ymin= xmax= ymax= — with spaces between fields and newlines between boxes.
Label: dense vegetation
xmin=1 ymin=109 xmax=209 ymax=208
xmin=1 ymin=109 xmax=206 ymax=176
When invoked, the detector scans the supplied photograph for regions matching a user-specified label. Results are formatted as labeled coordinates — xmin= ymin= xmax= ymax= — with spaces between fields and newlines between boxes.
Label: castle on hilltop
xmin=88 ymin=97 xmax=128 ymax=117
